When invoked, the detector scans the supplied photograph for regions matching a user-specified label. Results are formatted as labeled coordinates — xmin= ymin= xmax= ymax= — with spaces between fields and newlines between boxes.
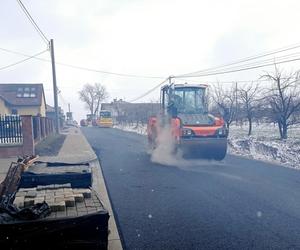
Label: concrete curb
xmin=90 ymin=159 xmax=123 ymax=250
xmin=80 ymin=132 xmax=123 ymax=250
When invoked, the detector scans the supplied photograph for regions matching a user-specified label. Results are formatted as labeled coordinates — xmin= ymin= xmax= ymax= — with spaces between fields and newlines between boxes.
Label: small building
xmin=101 ymin=99 xmax=160 ymax=124
xmin=0 ymin=83 xmax=47 ymax=116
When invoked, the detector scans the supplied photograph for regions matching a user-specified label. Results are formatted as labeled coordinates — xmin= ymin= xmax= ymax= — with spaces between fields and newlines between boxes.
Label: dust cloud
xmin=150 ymin=125 xmax=224 ymax=169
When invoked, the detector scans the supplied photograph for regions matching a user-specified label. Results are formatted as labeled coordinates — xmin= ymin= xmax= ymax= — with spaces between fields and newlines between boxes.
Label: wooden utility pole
xmin=50 ymin=39 xmax=60 ymax=134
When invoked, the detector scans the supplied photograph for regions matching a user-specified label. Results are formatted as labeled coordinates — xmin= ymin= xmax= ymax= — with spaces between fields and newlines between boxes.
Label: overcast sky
xmin=1 ymin=0 xmax=300 ymax=121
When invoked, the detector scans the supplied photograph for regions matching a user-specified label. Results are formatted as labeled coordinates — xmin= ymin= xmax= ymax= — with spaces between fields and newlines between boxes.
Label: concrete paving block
xmin=63 ymin=192 xmax=74 ymax=197
xmin=36 ymin=193 xmax=46 ymax=197
xmin=77 ymin=211 xmax=87 ymax=216
xmin=54 ymin=194 xmax=65 ymax=198
xmin=24 ymin=198 xmax=34 ymax=207
xmin=49 ymin=201 xmax=66 ymax=212
xmin=15 ymin=191 xmax=27 ymax=197
xmin=87 ymin=208 xmax=97 ymax=213
xmin=66 ymin=206 xmax=77 ymax=212
xmin=76 ymin=201 xmax=86 ymax=208
xmin=63 ymin=188 xmax=73 ymax=193
xmin=25 ymin=191 xmax=37 ymax=198
xmin=73 ymin=193 xmax=84 ymax=202
xmin=73 ymin=188 xmax=92 ymax=198
xmin=34 ymin=197 xmax=45 ymax=204
xmin=45 ymin=198 xmax=55 ymax=204
xmin=37 ymin=190 xmax=46 ymax=195
xmin=64 ymin=196 xmax=76 ymax=207
xmin=55 ymin=197 xmax=65 ymax=203
xmin=56 ymin=201 xmax=66 ymax=211
xmin=13 ymin=196 xmax=24 ymax=208
xmin=54 ymin=189 xmax=64 ymax=196
xmin=56 ymin=210 xmax=67 ymax=218
xmin=66 ymin=211 xmax=77 ymax=217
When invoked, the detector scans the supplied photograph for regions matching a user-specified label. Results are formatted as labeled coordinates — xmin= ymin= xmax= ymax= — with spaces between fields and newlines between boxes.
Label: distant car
xmin=80 ymin=119 xmax=87 ymax=127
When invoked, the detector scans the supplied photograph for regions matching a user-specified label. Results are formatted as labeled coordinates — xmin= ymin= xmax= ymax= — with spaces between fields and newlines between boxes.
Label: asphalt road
xmin=82 ymin=127 xmax=300 ymax=250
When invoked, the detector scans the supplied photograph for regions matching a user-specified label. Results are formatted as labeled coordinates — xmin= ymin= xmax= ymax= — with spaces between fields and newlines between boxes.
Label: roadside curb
xmin=90 ymin=159 xmax=123 ymax=250
xmin=80 ymin=131 xmax=123 ymax=250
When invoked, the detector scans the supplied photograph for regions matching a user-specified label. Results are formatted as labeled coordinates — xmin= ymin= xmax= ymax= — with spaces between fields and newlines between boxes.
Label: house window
xmin=16 ymin=86 xmax=37 ymax=98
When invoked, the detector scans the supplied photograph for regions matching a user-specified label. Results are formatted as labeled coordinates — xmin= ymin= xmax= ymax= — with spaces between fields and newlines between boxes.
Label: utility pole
xmin=50 ymin=39 xmax=60 ymax=134
xmin=68 ymin=103 xmax=71 ymax=113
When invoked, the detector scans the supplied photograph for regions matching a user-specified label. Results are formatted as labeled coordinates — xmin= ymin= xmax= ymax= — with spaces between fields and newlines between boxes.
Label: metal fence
xmin=0 ymin=115 xmax=23 ymax=144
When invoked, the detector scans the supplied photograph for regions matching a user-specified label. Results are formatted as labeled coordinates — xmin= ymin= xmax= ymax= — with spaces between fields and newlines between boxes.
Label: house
xmin=101 ymin=99 xmax=160 ymax=124
xmin=0 ymin=83 xmax=47 ymax=116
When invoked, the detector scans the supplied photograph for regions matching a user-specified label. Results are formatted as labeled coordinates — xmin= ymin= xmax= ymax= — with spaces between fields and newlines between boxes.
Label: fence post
xmin=45 ymin=118 xmax=48 ymax=136
xmin=40 ymin=117 xmax=46 ymax=138
xmin=21 ymin=115 xmax=35 ymax=155
xmin=33 ymin=116 xmax=41 ymax=142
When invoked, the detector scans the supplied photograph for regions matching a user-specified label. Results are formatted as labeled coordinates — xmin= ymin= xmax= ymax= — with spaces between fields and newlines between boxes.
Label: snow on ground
xmin=114 ymin=123 xmax=147 ymax=135
xmin=114 ymin=122 xmax=300 ymax=170
xmin=229 ymin=124 xmax=300 ymax=170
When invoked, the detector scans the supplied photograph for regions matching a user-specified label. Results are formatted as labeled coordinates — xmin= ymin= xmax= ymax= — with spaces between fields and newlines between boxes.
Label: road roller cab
xmin=147 ymin=83 xmax=228 ymax=160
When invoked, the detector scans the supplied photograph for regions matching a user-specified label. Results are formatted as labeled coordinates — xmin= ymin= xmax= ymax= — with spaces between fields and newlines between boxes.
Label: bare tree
xmin=212 ymin=83 xmax=237 ymax=131
xmin=238 ymin=82 xmax=260 ymax=136
xmin=78 ymin=83 xmax=108 ymax=116
xmin=261 ymin=67 xmax=300 ymax=139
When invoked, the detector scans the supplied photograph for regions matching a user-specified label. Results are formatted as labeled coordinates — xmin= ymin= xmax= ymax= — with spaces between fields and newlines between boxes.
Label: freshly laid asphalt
xmin=82 ymin=127 xmax=300 ymax=250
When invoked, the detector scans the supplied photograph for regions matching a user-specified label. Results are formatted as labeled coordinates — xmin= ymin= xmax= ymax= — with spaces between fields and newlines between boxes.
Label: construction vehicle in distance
xmin=97 ymin=110 xmax=113 ymax=128
xmin=147 ymin=83 xmax=228 ymax=160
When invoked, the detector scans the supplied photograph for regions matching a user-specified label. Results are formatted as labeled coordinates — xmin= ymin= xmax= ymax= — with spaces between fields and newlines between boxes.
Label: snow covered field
xmin=114 ymin=123 xmax=300 ymax=170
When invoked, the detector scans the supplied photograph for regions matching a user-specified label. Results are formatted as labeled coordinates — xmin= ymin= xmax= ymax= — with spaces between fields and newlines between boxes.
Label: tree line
xmin=210 ymin=67 xmax=300 ymax=139
xmin=78 ymin=67 xmax=300 ymax=140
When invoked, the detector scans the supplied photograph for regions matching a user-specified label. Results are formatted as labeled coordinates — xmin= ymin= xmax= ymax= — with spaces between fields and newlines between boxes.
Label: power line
xmin=129 ymin=77 xmax=169 ymax=102
xmin=0 ymin=49 xmax=48 ymax=71
xmin=54 ymin=62 xmax=166 ymax=79
xmin=175 ymin=57 xmax=300 ymax=78
xmin=0 ymin=47 xmax=165 ymax=79
xmin=174 ymin=78 xmax=272 ymax=85
xmin=130 ymin=54 xmax=300 ymax=102
xmin=196 ymin=52 xmax=300 ymax=75
xmin=176 ymin=42 xmax=300 ymax=77
xmin=16 ymin=0 xmax=49 ymax=45
xmin=176 ymin=52 xmax=300 ymax=78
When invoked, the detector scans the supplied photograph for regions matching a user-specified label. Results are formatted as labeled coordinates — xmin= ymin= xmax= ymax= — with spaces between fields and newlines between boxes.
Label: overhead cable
xmin=175 ymin=57 xmax=300 ymax=78
xmin=0 ymin=49 xmax=48 ymax=71
xmin=0 ymin=47 xmax=165 ymax=79
xmin=182 ymin=52 xmax=300 ymax=76
xmin=176 ymin=42 xmax=300 ymax=77
xmin=129 ymin=78 xmax=169 ymax=102
xmin=16 ymin=0 xmax=49 ymax=45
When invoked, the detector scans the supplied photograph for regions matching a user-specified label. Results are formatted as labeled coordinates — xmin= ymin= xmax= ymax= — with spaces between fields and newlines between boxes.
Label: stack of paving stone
xmin=13 ymin=183 xmax=104 ymax=218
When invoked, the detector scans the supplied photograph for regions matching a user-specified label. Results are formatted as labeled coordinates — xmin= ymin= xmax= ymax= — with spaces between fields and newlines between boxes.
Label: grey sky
xmin=1 ymin=0 xmax=300 ymax=121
